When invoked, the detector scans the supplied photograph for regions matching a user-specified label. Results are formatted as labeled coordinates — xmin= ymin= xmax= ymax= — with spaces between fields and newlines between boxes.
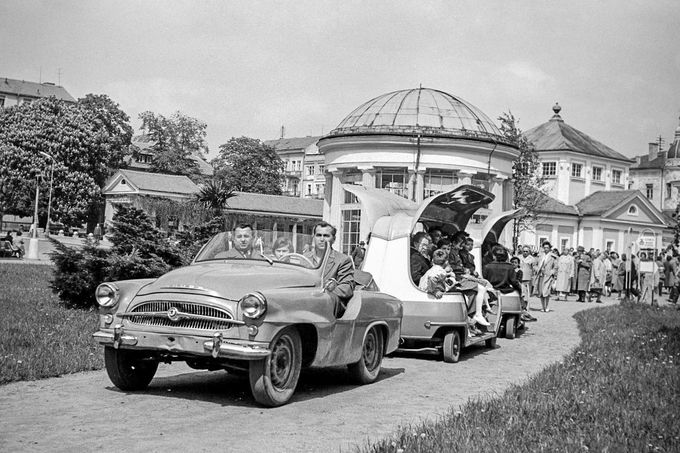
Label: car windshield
xmin=194 ymin=229 xmax=322 ymax=270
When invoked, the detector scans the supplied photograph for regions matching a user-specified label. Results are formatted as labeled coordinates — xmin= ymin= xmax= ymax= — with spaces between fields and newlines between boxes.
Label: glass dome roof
xmin=329 ymin=88 xmax=505 ymax=141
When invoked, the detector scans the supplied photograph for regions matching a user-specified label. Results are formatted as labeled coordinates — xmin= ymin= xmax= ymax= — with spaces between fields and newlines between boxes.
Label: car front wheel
xmin=249 ymin=327 xmax=302 ymax=407
xmin=348 ymin=325 xmax=384 ymax=384
xmin=505 ymin=317 xmax=516 ymax=339
xmin=104 ymin=347 xmax=158 ymax=391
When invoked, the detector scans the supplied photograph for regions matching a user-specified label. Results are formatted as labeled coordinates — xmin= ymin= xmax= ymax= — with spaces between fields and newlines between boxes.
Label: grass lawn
xmin=0 ymin=262 xmax=102 ymax=384
xmin=365 ymin=303 xmax=680 ymax=453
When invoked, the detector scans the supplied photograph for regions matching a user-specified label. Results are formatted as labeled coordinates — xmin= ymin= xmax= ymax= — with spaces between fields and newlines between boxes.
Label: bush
xmin=50 ymin=205 xmax=190 ymax=308
xmin=49 ymin=237 xmax=109 ymax=309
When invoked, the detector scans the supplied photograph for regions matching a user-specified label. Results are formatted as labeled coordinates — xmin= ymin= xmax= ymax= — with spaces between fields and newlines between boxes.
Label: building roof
xmin=631 ymin=150 xmax=667 ymax=170
xmin=227 ymin=192 xmax=323 ymax=218
xmin=575 ymin=190 xmax=640 ymax=216
xmin=0 ymin=78 xmax=76 ymax=103
xmin=535 ymin=192 xmax=579 ymax=216
xmin=524 ymin=103 xmax=632 ymax=163
xmin=116 ymin=169 xmax=200 ymax=196
xmin=326 ymin=87 xmax=511 ymax=144
xmin=264 ymin=136 xmax=321 ymax=151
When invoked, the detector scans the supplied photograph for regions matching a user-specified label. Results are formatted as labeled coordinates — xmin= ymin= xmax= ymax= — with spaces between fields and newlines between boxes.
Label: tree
xmin=498 ymin=111 xmax=546 ymax=251
xmin=195 ymin=178 xmax=235 ymax=216
xmin=213 ymin=137 xmax=284 ymax=194
xmin=0 ymin=96 xmax=133 ymax=228
xmin=138 ymin=111 xmax=207 ymax=179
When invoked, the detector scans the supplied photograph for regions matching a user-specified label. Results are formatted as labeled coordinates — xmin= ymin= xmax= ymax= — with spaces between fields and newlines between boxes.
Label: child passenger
xmin=419 ymin=249 xmax=455 ymax=299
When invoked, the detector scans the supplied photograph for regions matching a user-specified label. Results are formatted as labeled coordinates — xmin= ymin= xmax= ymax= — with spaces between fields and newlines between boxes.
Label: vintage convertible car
xmin=351 ymin=184 xmax=521 ymax=362
xmin=93 ymin=229 xmax=402 ymax=407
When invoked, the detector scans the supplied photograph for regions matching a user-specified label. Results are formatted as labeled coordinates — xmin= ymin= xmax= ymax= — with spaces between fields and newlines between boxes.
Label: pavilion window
xmin=423 ymin=169 xmax=458 ymax=198
xmin=375 ymin=167 xmax=408 ymax=198
xmin=542 ymin=161 xmax=557 ymax=177
xmin=571 ymin=163 xmax=583 ymax=179
xmin=341 ymin=209 xmax=361 ymax=255
xmin=592 ymin=166 xmax=603 ymax=182
xmin=646 ymin=184 xmax=654 ymax=200
xmin=612 ymin=169 xmax=622 ymax=185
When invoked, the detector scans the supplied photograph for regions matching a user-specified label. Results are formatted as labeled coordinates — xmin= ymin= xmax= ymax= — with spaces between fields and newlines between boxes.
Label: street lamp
xmin=26 ymin=175 xmax=41 ymax=260
xmin=39 ymin=151 xmax=55 ymax=237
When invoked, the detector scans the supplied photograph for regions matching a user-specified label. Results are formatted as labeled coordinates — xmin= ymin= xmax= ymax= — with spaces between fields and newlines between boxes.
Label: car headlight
xmin=95 ymin=283 xmax=119 ymax=308
xmin=240 ymin=292 xmax=267 ymax=319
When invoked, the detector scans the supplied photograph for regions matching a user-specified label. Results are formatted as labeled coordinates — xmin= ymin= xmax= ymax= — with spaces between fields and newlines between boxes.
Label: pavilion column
xmin=327 ymin=170 xmax=344 ymax=229
xmin=489 ymin=176 xmax=507 ymax=215
xmin=415 ymin=169 xmax=425 ymax=204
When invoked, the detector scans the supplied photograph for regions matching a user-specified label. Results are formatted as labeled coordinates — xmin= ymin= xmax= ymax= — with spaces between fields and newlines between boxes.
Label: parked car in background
xmin=93 ymin=229 xmax=402 ymax=407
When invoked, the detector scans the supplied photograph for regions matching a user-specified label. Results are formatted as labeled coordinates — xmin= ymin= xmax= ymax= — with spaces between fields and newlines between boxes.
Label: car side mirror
xmin=323 ymin=278 xmax=338 ymax=293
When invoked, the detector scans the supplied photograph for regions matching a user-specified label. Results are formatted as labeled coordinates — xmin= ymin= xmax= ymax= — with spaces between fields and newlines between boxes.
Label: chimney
xmin=649 ymin=142 xmax=659 ymax=160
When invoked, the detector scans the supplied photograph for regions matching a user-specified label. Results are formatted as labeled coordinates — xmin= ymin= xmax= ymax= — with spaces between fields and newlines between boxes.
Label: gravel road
xmin=0 ymin=297 xmax=607 ymax=453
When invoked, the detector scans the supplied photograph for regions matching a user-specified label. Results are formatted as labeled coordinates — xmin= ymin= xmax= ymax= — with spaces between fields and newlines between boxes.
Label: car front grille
xmin=125 ymin=301 xmax=235 ymax=330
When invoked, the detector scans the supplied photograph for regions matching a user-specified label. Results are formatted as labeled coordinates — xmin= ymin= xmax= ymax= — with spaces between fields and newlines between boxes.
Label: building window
xmin=0 ymin=97 xmax=5 ymax=108
xmin=571 ymin=163 xmax=583 ymax=179
xmin=645 ymin=184 xmax=654 ymax=200
xmin=667 ymin=183 xmax=672 ymax=199
xmin=121 ymin=179 xmax=127 ymax=185
xmin=592 ymin=166 xmax=603 ymax=182
xmin=612 ymin=169 xmax=622 ymax=185
xmin=21 ymin=98 xmax=32 ymax=105
xmin=306 ymin=165 xmax=315 ymax=176
xmin=315 ymin=183 xmax=324 ymax=197
xmin=542 ymin=161 xmax=557 ymax=177
xmin=423 ymin=169 xmax=458 ymax=198
xmin=341 ymin=209 xmax=361 ymax=255
xmin=606 ymin=240 xmax=614 ymax=252
xmin=306 ymin=184 xmax=312 ymax=195
xmin=560 ymin=238 xmax=569 ymax=250
xmin=376 ymin=167 xmax=408 ymax=198
xmin=318 ymin=165 xmax=325 ymax=174
xmin=628 ymin=205 xmax=638 ymax=216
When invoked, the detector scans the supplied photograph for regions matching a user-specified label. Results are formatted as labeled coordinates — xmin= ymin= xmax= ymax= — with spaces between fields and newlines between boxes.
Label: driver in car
xmin=217 ymin=224 xmax=264 ymax=259
xmin=304 ymin=221 xmax=355 ymax=317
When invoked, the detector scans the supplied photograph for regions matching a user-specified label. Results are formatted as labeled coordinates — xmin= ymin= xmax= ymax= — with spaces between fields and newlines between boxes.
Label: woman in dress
xmin=555 ymin=248 xmax=574 ymax=301
xmin=535 ymin=241 xmax=558 ymax=312
xmin=611 ymin=251 xmax=623 ymax=294
xmin=589 ymin=251 xmax=607 ymax=303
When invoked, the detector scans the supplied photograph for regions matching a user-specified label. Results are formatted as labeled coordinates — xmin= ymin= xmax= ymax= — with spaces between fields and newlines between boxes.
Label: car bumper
xmin=93 ymin=325 xmax=271 ymax=360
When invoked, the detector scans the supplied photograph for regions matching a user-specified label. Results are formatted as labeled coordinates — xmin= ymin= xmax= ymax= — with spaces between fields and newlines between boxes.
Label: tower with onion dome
xmin=317 ymin=87 xmax=519 ymax=253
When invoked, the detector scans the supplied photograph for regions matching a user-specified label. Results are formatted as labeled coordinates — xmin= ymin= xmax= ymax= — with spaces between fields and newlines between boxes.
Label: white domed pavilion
xmin=317 ymin=87 xmax=519 ymax=253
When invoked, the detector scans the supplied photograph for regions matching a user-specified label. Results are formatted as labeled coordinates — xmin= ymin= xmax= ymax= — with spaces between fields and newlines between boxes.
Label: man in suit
xmin=216 ymin=224 xmax=264 ymax=259
xmin=304 ymin=221 xmax=355 ymax=317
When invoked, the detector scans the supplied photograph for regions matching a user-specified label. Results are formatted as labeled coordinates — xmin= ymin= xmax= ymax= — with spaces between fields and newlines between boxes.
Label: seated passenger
xmin=483 ymin=246 xmax=522 ymax=294
xmin=449 ymin=231 xmax=492 ymax=327
xmin=419 ymin=249 xmax=456 ymax=299
xmin=410 ymin=232 xmax=432 ymax=284
xmin=272 ymin=236 xmax=293 ymax=261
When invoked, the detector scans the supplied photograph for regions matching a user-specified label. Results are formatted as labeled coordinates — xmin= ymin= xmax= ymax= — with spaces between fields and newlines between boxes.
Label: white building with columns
xmin=316 ymin=87 xmax=519 ymax=254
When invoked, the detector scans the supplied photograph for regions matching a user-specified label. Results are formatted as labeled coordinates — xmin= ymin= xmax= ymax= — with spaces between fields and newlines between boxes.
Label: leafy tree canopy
xmin=0 ymin=95 xmax=132 ymax=226
xmin=138 ymin=111 xmax=207 ymax=179
xmin=498 ymin=111 xmax=546 ymax=250
xmin=212 ymin=136 xmax=284 ymax=195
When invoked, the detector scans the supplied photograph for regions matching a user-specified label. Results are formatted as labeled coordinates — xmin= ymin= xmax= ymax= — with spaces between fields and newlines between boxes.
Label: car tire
xmin=348 ymin=325 xmax=384 ymax=384
xmin=249 ymin=327 xmax=302 ymax=407
xmin=505 ymin=317 xmax=516 ymax=340
xmin=104 ymin=347 xmax=158 ymax=391
xmin=442 ymin=330 xmax=461 ymax=363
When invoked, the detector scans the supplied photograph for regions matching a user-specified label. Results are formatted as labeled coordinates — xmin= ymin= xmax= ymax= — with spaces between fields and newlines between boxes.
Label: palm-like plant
xmin=196 ymin=179 xmax=234 ymax=217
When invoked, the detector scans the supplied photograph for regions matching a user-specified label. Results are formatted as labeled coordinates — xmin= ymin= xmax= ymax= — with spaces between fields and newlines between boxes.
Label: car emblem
xmin=167 ymin=307 xmax=181 ymax=322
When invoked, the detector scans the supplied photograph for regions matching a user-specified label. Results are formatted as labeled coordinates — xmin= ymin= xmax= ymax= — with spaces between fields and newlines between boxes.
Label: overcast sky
xmin=2 ymin=0 xmax=679 ymax=159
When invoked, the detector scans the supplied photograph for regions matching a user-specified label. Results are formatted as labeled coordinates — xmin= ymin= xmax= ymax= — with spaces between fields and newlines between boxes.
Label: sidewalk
xmin=0 ymin=235 xmax=112 ymax=265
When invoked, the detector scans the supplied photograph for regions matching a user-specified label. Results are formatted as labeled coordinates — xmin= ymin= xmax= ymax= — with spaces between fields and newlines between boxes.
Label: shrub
xmin=49 ymin=237 xmax=109 ymax=309
xmin=50 ymin=205 xmax=190 ymax=308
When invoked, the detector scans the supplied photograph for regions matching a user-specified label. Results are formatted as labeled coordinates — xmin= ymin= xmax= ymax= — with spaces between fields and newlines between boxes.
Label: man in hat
xmin=351 ymin=240 xmax=367 ymax=269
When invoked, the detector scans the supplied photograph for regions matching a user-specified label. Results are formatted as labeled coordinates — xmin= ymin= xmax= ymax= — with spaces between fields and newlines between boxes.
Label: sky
xmin=2 ymin=0 xmax=679 ymax=159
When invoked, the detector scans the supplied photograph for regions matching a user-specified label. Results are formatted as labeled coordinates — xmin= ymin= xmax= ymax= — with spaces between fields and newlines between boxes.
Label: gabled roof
xmin=524 ymin=105 xmax=632 ymax=163
xmin=264 ymin=136 xmax=321 ymax=151
xmin=535 ymin=192 xmax=579 ymax=216
xmin=576 ymin=190 xmax=640 ymax=216
xmin=106 ymin=169 xmax=199 ymax=196
xmin=0 ymin=78 xmax=76 ymax=103
xmin=227 ymin=192 xmax=323 ymax=218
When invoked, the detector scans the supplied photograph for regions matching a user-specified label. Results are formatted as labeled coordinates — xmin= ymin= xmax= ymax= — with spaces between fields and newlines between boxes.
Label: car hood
xmin=137 ymin=261 xmax=321 ymax=300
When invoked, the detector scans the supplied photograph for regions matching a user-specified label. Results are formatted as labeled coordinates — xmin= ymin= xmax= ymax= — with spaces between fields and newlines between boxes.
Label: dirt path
xmin=0 ymin=296 xmax=609 ymax=453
